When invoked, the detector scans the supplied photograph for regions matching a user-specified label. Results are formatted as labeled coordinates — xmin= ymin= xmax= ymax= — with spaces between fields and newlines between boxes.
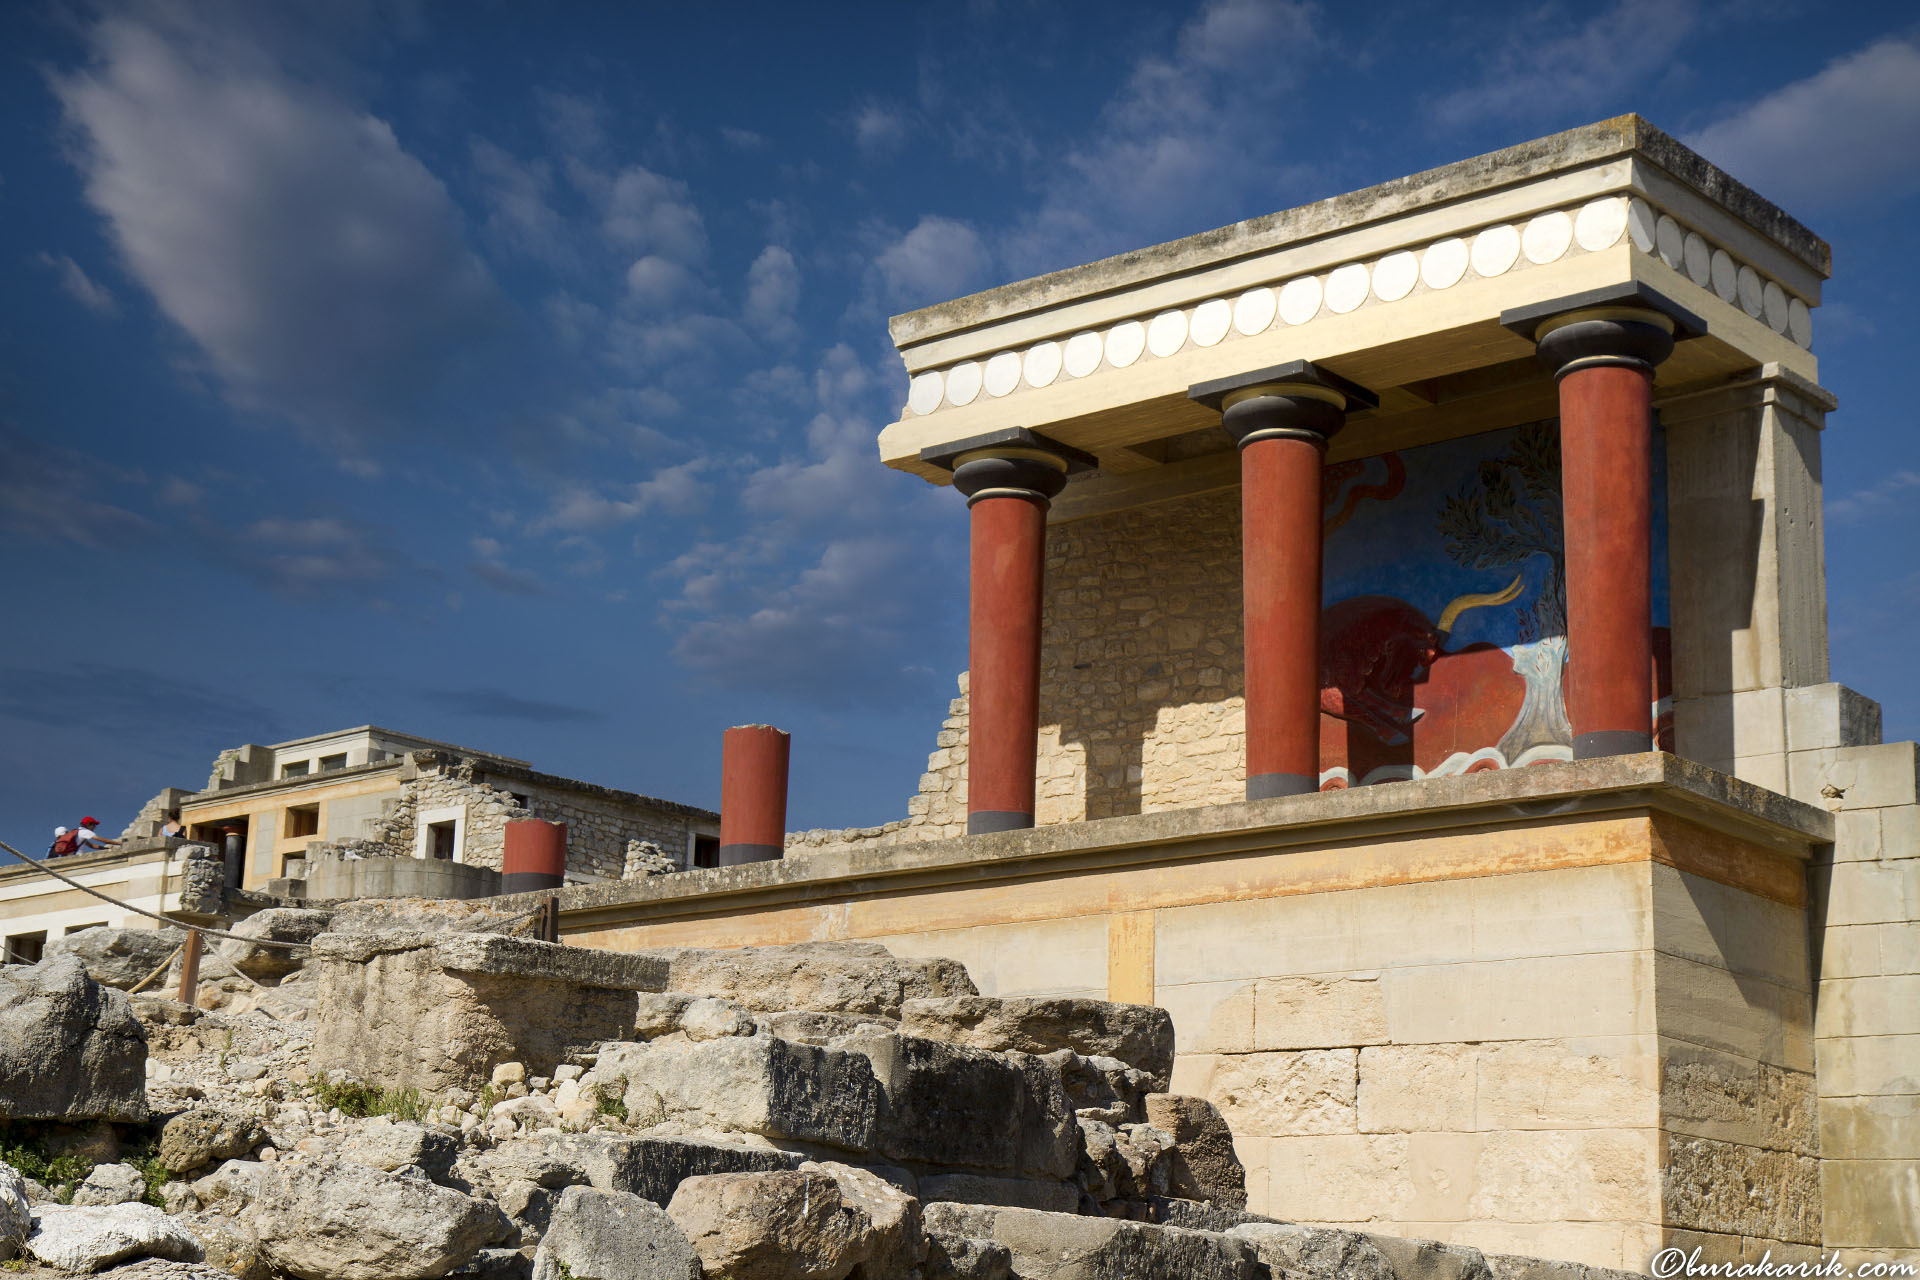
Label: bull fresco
xmin=1316 ymin=421 xmax=1671 ymax=788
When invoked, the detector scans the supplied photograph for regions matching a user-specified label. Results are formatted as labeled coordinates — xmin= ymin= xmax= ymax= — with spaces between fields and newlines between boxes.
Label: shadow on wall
xmin=1041 ymin=422 xmax=1674 ymax=821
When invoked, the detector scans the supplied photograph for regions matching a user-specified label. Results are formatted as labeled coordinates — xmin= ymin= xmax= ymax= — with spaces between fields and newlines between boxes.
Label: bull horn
xmin=1436 ymin=573 xmax=1525 ymax=635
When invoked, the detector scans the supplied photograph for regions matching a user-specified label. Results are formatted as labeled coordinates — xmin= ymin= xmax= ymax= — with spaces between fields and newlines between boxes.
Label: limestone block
xmin=0 ymin=1163 xmax=26 ymax=1261
xmin=1384 ymin=952 xmax=1650 ymax=1045
xmin=1819 ymin=1158 xmax=1920 ymax=1248
xmin=1360 ymin=1233 xmax=1497 ymax=1280
xmin=1784 ymin=684 xmax=1882 ymax=753
xmin=44 ymin=927 xmax=186 ymax=990
xmin=1878 ymin=921 xmax=1920 ymax=975
xmin=1225 ymin=1221 xmax=1395 ymax=1280
xmin=1357 ymin=1044 xmax=1476 ymax=1133
xmin=1663 ymin=1134 xmax=1820 ymax=1244
xmin=666 ymin=1171 xmax=875 ymax=1280
xmin=615 ymin=1036 xmax=883 ymax=1153
xmin=1731 ymin=755 xmax=1789 ymax=795
xmin=1155 ymin=981 xmax=1254 ymax=1054
xmin=471 ymin=1132 xmax=801 ymax=1206
xmin=1262 ymin=1133 xmax=1410 ymax=1222
xmin=216 ymin=908 xmax=333 ymax=980
xmin=1660 ymin=1041 xmax=1815 ymax=1155
xmin=1819 ymin=1093 xmax=1920 ymax=1162
xmin=1817 ymin=859 xmax=1920 ymax=927
xmin=1469 ymin=1129 xmax=1657 ymax=1224
xmin=1787 ymin=742 xmax=1919 ymax=810
xmin=800 ymin=1160 xmax=925 ymax=1278
xmin=25 ymin=1204 xmax=203 ymax=1272
xmin=1484 ymin=1232 xmax=1644 ymax=1277
xmin=1466 ymin=865 xmax=1650 ymax=964
xmin=1815 ymin=1031 xmax=1920 ymax=1099
xmin=1205 ymin=1049 xmax=1357 ymax=1137
xmin=1813 ymin=973 xmax=1920 ymax=1039
xmin=1403 ymin=1131 xmax=1483 ymax=1221
xmin=642 ymin=940 xmax=976 ymax=1017
xmin=1820 ymin=926 xmax=1885 ymax=979
xmin=1252 ymin=976 xmax=1387 ymax=1050
xmin=246 ymin=1158 xmax=509 ymax=1280
xmin=1656 ymin=952 xmax=1810 ymax=1071
xmin=159 ymin=1108 xmax=266 ymax=1175
xmin=922 ymin=1202 xmax=1262 ymax=1280
xmin=900 ymin=994 xmax=1175 ymax=1087
xmin=916 ymin=1173 xmax=1080 ymax=1214
xmin=530 ymin=1186 xmax=701 ymax=1280
xmin=1475 ymin=1039 xmax=1658 ymax=1131
xmin=1144 ymin=1094 xmax=1247 ymax=1207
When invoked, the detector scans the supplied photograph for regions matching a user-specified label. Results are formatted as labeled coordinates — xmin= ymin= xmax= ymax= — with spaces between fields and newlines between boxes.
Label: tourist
xmin=46 ymin=825 xmax=78 ymax=857
xmin=159 ymin=814 xmax=186 ymax=839
xmin=71 ymin=817 xmax=119 ymax=853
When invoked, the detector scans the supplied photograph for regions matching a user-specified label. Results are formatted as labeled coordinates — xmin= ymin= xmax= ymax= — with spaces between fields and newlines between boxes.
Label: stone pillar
xmin=502 ymin=819 xmax=567 ymax=893
xmin=1191 ymin=362 xmax=1376 ymax=799
xmin=922 ymin=429 xmax=1096 ymax=835
xmin=719 ymin=724 xmax=789 ymax=864
xmin=1504 ymin=285 xmax=1700 ymax=760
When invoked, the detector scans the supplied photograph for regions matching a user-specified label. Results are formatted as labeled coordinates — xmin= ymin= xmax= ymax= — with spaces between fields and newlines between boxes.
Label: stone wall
xmin=372 ymin=755 xmax=711 ymax=881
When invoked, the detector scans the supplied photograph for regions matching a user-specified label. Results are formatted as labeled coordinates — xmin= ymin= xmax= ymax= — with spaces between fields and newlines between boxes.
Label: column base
xmin=1573 ymin=730 xmax=1653 ymax=760
xmin=717 ymin=843 xmax=783 ymax=866
xmin=502 ymin=872 xmax=564 ymax=894
xmin=1247 ymin=772 xmax=1317 ymax=800
xmin=968 ymin=811 xmax=1034 ymax=835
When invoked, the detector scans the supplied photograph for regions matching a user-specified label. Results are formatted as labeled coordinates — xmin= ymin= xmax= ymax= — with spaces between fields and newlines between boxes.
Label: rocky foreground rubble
xmin=2 ymin=906 xmax=1639 ymax=1280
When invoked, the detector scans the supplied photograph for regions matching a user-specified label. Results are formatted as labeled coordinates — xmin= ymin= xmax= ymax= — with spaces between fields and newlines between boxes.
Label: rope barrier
xmin=125 ymin=941 xmax=188 ymax=995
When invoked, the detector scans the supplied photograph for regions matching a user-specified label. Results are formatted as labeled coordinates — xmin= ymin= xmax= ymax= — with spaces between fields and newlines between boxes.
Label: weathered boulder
xmin=680 ymin=995 xmax=758 ymax=1041
xmin=0 ymin=954 xmax=147 ymax=1121
xmin=1226 ymin=1221 xmax=1397 ymax=1280
xmin=1357 ymin=1233 xmax=1495 ymax=1280
xmin=1046 ymin=1050 xmax=1156 ymax=1124
xmin=26 ymin=1203 xmax=202 ymax=1271
xmin=216 ymin=908 xmax=333 ymax=979
xmin=45 ymin=927 xmax=186 ymax=990
xmin=333 ymin=1119 xmax=459 ymax=1181
xmin=925 ymin=1202 xmax=1262 ymax=1280
xmin=245 ymin=1159 xmax=508 ymax=1280
xmin=1077 ymin=1118 xmax=1175 ymax=1206
xmin=902 ymin=995 xmax=1176 ymax=1089
xmin=666 ymin=1170 xmax=875 ymax=1280
xmin=801 ymin=1160 xmax=924 ymax=1277
xmin=1144 ymin=1094 xmax=1246 ymax=1207
xmin=159 ymin=1108 xmax=266 ymax=1175
xmin=530 ymin=1185 xmax=701 ymax=1280
xmin=467 ymin=1131 xmax=801 ymax=1207
xmin=923 ymin=1231 xmax=1014 ymax=1280
xmin=72 ymin=1162 xmax=149 ymax=1206
xmin=1486 ymin=1254 xmax=1645 ymax=1280
xmin=600 ymin=1035 xmax=884 ymax=1152
xmin=0 ymin=1161 xmax=28 ymax=1260
xmin=917 ymin=1173 xmax=1081 ymax=1214
xmin=311 ymin=929 xmax=667 ymax=1092
xmin=643 ymin=941 xmax=976 ymax=1018
xmin=840 ymin=1030 xmax=1079 ymax=1178
xmin=765 ymin=1009 xmax=897 ymax=1045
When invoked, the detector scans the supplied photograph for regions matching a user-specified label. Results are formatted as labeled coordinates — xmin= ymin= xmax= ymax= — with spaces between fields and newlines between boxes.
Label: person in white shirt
xmin=72 ymin=817 xmax=118 ymax=853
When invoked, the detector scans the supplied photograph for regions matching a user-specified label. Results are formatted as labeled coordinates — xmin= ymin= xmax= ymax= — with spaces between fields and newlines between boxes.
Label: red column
xmin=967 ymin=493 xmax=1049 ymax=833
xmin=1560 ymin=364 xmax=1656 ymax=757
xmin=503 ymin=819 xmax=567 ymax=893
xmin=1192 ymin=362 xmax=1375 ymax=800
xmin=1241 ymin=435 xmax=1328 ymax=796
xmin=719 ymin=724 xmax=789 ymax=864
xmin=1525 ymin=299 xmax=1684 ymax=758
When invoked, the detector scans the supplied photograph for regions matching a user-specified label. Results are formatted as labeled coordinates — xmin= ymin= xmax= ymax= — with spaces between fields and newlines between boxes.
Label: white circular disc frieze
xmin=1763 ymin=281 xmax=1789 ymax=333
xmin=907 ymin=371 xmax=944 ymax=416
xmin=1787 ymin=298 xmax=1812 ymax=348
xmin=1146 ymin=309 xmax=1189 ymax=357
xmin=1023 ymin=341 xmax=1062 ymax=388
xmin=1711 ymin=250 xmax=1738 ymax=303
xmin=1522 ymin=211 xmax=1573 ymax=264
xmin=1737 ymin=265 xmax=1765 ymax=317
xmin=1422 ymin=238 xmax=1470 ymax=289
xmin=983 ymin=351 xmax=1022 ymax=398
xmin=1234 ymin=287 xmax=1277 ymax=336
xmin=1105 ymin=320 xmax=1146 ymax=368
xmin=1326 ymin=263 xmax=1370 ymax=313
xmin=1063 ymin=331 xmax=1103 ymax=378
xmin=1683 ymin=232 xmax=1712 ymax=287
xmin=1372 ymin=251 xmax=1418 ymax=301
xmin=1627 ymin=199 xmax=1658 ymax=253
xmin=1470 ymin=224 xmax=1520 ymax=277
xmin=1574 ymin=197 xmax=1627 ymax=251
xmin=1190 ymin=298 xmax=1232 ymax=347
xmin=1278 ymin=276 xmax=1323 ymax=326
xmin=1655 ymin=215 xmax=1685 ymax=268
xmin=946 ymin=361 xmax=982 ymax=407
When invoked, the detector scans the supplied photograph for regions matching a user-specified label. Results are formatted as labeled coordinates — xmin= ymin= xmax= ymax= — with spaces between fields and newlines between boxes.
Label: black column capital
xmin=1501 ymin=282 xmax=1704 ymax=379
xmin=921 ymin=428 xmax=1097 ymax=507
xmin=1189 ymin=360 xmax=1378 ymax=450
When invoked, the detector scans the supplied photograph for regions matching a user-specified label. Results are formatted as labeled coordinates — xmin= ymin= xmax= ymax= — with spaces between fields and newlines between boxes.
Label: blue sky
xmin=3 ymin=0 xmax=1918 ymax=853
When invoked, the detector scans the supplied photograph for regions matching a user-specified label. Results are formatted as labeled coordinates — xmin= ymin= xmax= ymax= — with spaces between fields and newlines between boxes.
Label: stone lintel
xmin=533 ymin=754 xmax=1832 ymax=930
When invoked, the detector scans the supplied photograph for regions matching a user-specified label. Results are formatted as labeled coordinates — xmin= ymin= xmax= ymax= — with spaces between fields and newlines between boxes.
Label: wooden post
xmin=177 ymin=928 xmax=203 ymax=1007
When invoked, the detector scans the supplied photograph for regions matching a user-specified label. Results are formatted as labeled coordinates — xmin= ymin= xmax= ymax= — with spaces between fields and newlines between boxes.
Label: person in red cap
xmin=71 ymin=817 xmax=120 ymax=855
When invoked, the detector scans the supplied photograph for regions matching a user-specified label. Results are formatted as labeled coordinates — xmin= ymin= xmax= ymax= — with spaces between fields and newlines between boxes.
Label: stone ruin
xmin=2 ymin=908 xmax=1649 ymax=1279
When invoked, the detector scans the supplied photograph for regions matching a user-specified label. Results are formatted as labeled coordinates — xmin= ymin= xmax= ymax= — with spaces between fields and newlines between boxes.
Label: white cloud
xmin=853 ymin=102 xmax=909 ymax=158
xmin=720 ymin=126 xmax=767 ymax=151
xmin=594 ymin=163 xmax=708 ymax=263
xmin=530 ymin=457 xmax=715 ymax=534
xmin=743 ymin=244 xmax=800 ymax=338
xmin=625 ymin=254 xmax=702 ymax=309
xmin=1429 ymin=0 xmax=1697 ymax=131
xmin=1687 ymin=37 xmax=1920 ymax=211
xmin=53 ymin=6 xmax=506 ymax=436
xmin=1828 ymin=469 xmax=1920 ymax=524
xmin=470 ymin=137 xmax=569 ymax=265
xmin=873 ymin=215 xmax=990 ymax=307
xmin=36 ymin=252 xmax=118 ymax=314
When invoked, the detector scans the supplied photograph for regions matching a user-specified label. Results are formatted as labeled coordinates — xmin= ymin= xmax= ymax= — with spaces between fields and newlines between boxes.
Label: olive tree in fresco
xmin=1435 ymin=422 xmax=1572 ymax=760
